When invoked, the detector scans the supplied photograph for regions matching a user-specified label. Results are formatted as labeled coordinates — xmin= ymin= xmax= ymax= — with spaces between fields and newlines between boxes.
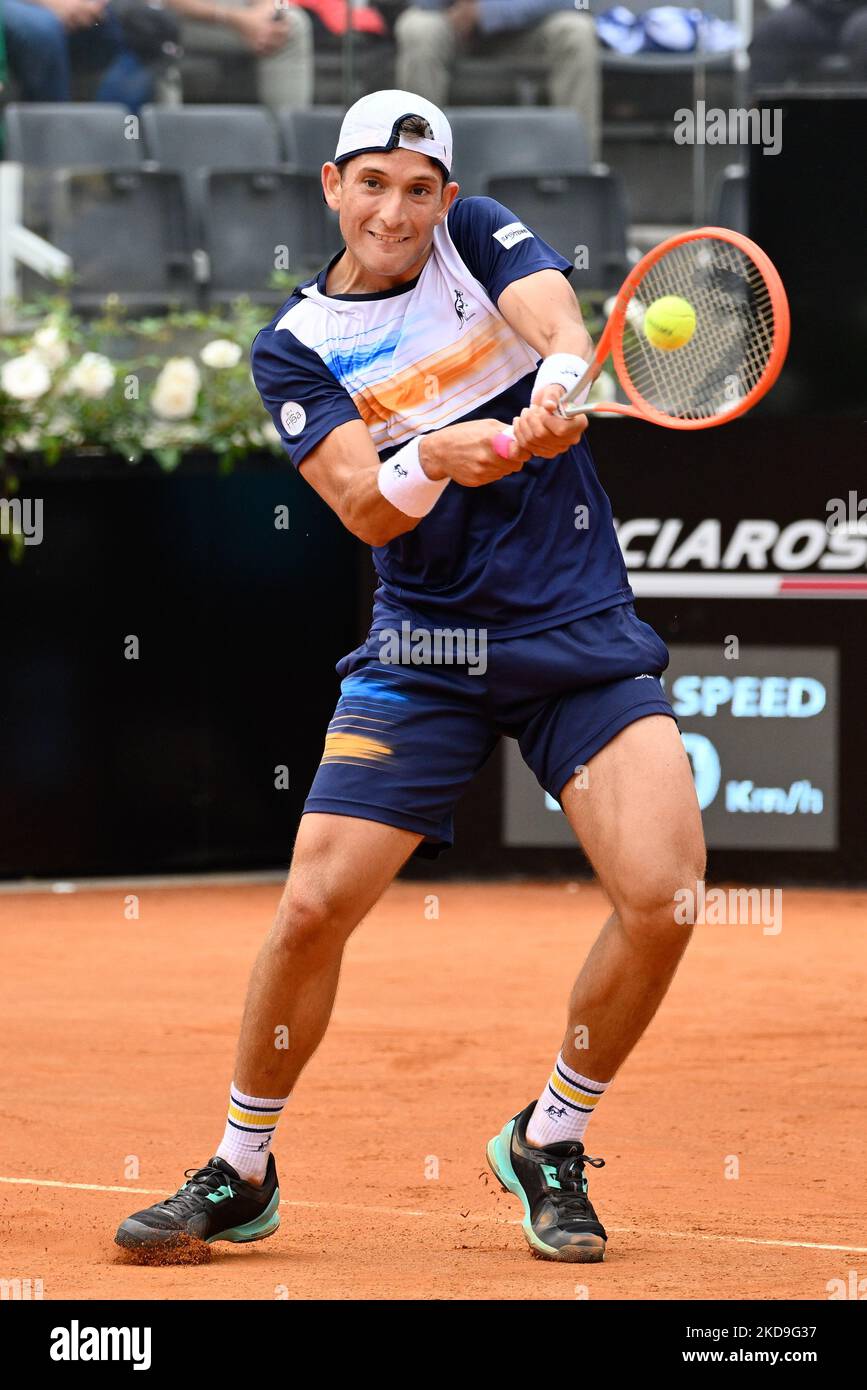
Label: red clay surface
xmin=1 ymin=880 xmax=865 ymax=1301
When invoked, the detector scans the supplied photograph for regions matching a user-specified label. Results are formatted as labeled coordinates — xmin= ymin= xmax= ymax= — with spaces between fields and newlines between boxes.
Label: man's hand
xmin=507 ymin=384 xmax=589 ymax=459
xmin=420 ymin=418 xmax=532 ymax=487
xmin=228 ymin=0 xmax=294 ymax=54
xmin=446 ymin=0 xmax=479 ymax=41
xmin=41 ymin=0 xmax=107 ymax=29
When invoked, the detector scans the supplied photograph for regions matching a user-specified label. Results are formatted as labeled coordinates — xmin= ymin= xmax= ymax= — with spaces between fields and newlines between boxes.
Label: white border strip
xmin=1 ymin=1175 xmax=864 ymax=1254
xmin=0 ymin=870 xmax=286 ymax=895
xmin=631 ymin=573 xmax=867 ymax=598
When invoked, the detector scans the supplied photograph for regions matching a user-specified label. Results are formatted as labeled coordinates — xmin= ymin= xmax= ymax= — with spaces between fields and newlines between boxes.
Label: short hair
xmin=339 ymin=114 xmax=447 ymax=186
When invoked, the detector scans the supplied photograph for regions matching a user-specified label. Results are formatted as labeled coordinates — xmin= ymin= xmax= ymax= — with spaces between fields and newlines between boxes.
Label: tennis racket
xmin=492 ymin=225 xmax=790 ymax=457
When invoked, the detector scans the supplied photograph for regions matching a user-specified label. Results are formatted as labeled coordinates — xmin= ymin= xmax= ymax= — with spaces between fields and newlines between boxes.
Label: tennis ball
xmin=643 ymin=295 xmax=696 ymax=351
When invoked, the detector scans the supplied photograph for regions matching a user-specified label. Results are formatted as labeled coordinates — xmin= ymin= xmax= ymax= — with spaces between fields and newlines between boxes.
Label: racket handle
xmin=492 ymin=426 xmax=515 ymax=459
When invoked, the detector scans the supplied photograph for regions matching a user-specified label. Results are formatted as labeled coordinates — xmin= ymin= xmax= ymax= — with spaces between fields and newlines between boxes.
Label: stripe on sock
xmin=216 ymin=1083 xmax=290 ymax=1183
xmin=526 ymin=1053 xmax=611 ymax=1148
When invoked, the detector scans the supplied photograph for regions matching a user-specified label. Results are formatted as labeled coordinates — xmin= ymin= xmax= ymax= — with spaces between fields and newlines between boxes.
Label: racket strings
xmin=620 ymin=238 xmax=778 ymax=421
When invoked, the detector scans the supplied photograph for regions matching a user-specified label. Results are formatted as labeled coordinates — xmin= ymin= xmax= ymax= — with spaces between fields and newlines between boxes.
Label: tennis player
xmin=115 ymin=90 xmax=705 ymax=1263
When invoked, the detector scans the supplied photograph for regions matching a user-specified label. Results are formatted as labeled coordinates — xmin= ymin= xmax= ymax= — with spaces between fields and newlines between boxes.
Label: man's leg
xmin=232 ymin=811 xmax=421 ymax=1102
xmin=556 ymin=714 xmax=704 ymax=1080
xmin=482 ymin=12 xmax=601 ymax=163
xmin=524 ymin=712 xmax=703 ymax=1154
xmin=487 ymin=712 xmax=702 ymax=1262
xmin=115 ymin=811 xmax=421 ymax=1248
xmin=3 ymin=0 xmax=70 ymax=101
xmin=394 ymin=7 xmax=457 ymax=109
xmin=255 ymin=4 xmax=313 ymax=112
xmin=177 ymin=3 xmax=313 ymax=112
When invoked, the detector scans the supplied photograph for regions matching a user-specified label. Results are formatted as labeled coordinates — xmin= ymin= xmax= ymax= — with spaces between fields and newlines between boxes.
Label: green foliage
xmin=0 ymin=295 xmax=285 ymax=474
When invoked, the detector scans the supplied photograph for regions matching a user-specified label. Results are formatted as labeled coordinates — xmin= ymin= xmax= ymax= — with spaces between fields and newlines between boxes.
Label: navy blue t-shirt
xmin=251 ymin=196 xmax=631 ymax=638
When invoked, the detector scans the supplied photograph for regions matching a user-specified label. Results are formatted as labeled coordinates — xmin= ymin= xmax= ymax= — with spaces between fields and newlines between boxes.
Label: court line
xmin=0 ymin=871 xmax=286 ymax=895
xmin=1 ymin=1175 xmax=864 ymax=1254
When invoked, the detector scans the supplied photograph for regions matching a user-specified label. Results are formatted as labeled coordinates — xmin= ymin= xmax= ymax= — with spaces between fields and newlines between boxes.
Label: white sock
xmin=525 ymin=1052 xmax=611 ymax=1148
xmin=215 ymin=1083 xmax=290 ymax=1184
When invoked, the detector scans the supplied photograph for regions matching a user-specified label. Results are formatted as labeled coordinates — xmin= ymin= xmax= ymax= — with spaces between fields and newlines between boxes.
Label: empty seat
xmin=140 ymin=105 xmax=281 ymax=171
xmin=48 ymin=169 xmax=195 ymax=310
xmin=200 ymin=170 xmax=340 ymax=303
xmin=447 ymin=108 xmax=591 ymax=198
xmin=4 ymin=103 xmax=139 ymax=169
xmin=486 ymin=172 xmax=630 ymax=293
xmin=278 ymin=107 xmax=344 ymax=174
xmin=4 ymin=102 xmax=142 ymax=234
xmin=140 ymin=104 xmax=284 ymax=260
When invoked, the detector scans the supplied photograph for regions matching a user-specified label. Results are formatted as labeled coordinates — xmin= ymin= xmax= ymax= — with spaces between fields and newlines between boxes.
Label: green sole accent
xmin=207 ymin=1186 xmax=281 ymax=1245
xmin=486 ymin=1123 xmax=560 ymax=1259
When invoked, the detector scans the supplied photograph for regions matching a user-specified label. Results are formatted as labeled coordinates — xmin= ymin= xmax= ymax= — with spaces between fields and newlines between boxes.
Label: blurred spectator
xmin=4 ymin=0 xmax=154 ymax=104
xmin=395 ymin=0 xmax=600 ymax=159
xmin=165 ymin=0 xmax=314 ymax=110
xmin=295 ymin=0 xmax=387 ymax=40
xmin=750 ymin=0 xmax=867 ymax=84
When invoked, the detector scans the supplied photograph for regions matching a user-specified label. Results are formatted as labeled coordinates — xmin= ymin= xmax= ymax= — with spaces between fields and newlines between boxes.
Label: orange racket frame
xmin=493 ymin=226 xmax=790 ymax=452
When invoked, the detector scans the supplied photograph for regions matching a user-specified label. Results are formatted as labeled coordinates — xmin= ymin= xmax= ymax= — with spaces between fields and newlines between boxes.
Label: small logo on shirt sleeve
xmin=280 ymin=401 xmax=306 ymax=436
xmin=493 ymin=221 xmax=534 ymax=249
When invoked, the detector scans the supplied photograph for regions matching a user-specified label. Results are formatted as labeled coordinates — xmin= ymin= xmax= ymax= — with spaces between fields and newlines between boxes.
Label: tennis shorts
xmin=303 ymin=601 xmax=676 ymax=857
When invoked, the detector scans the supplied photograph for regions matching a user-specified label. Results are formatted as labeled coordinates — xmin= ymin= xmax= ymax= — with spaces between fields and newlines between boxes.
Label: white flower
xmin=200 ymin=338 xmax=242 ymax=369
xmin=1 ymin=352 xmax=51 ymax=402
xmin=32 ymin=322 xmax=70 ymax=370
xmin=605 ymin=295 xmax=644 ymax=333
xmin=66 ymin=352 xmax=115 ymax=400
xmin=151 ymin=357 xmax=200 ymax=420
xmin=625 ymin=298 xmax=645 ymax=333
xmin=12 ymin=428 xmax=43 ymax=452
xmin=143 ymin=421 xmax=201 ymax=449
xmin=588 ymin=369 xmax=617 ymax=404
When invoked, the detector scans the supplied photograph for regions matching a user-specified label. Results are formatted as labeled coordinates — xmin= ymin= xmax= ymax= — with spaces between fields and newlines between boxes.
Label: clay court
xmin=1 ymin=877 xmax=864 ymax=1301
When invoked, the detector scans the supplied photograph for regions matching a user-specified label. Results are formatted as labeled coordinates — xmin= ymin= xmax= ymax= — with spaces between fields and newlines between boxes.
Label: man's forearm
xmin=418 ymin=432 xmax=449 ymax=481
xmin=166 ymin=0 xmax=243 ymax=26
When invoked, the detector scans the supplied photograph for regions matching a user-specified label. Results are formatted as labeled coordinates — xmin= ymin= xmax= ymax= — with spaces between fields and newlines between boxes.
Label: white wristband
xmin=377 ymin=437 xmax=450 ymax=518
xmin=534 ymin=352 xmax=593 ymax=406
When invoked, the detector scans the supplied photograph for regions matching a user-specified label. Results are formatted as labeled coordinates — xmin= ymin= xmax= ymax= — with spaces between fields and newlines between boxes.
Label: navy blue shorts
xmin=304 ymin=601 xmax=675 ymax=857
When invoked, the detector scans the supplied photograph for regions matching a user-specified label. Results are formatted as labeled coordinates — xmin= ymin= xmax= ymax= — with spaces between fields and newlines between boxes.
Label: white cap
xmin=334 ymin=89 xmax=452 ymax=179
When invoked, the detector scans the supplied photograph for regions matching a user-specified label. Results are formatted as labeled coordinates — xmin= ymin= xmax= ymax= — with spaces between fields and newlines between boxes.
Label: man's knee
xmin=6 ymin=3 xmax=65 ymax=49
xmin=613 ymin=842 xmax=707 ymax=943
xmin=395 ymin=7 xmax=453 ymax=51
xmin=272 ymin=874 xmax=360 ymax=951
xmin=538 ymin=10 xmax=597 ymax=55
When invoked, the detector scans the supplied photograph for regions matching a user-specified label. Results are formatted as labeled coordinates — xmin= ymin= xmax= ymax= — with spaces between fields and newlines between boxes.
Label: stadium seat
xmin=2 ymin=103 xmax=196 ymax=307
xmin=48 ymin=169 xmax=196 ymax=310
xmin=199 ymin=169 xmax=340 ymax=303
xmin=278 ymin=107 xmax=344 ymax=174
xmin=4 ymin=103 xmax=139 ymax=170
xmin=711 ymin=164 xmax=748 ymax=234
xmin=446 ymin=109 xmax=591 ymax=198
xmin=140 ymin=104 xmax=281 ymax=172
xmin=4 ymin=102 xmax=141 ymax=235
xmin=140 ymin=104 xmax=290 ymax=286
xmin=486 ymin=172 xmax=630 ymax=294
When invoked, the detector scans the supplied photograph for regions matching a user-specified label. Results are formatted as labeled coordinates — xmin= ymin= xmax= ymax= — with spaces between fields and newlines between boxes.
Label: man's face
xmin=322 ymin=147 xmax=459 ymax=287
